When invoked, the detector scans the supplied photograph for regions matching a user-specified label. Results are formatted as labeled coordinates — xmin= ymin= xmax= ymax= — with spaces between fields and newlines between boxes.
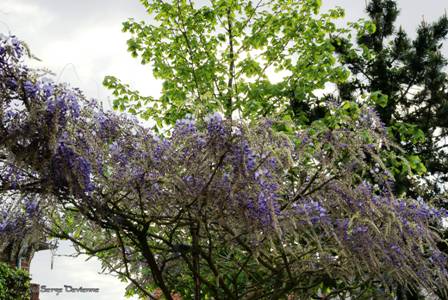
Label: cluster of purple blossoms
xmin=206 ymin=112 xmax=226 ymax=137
xmin=174 ymin=117 xmax=197 ymax=135
xmin=2 ymin=34 xmax=448 ymax=296
xmin=292 ymin=198 xmax=328 ymax=225
xmin=0 ymin=196 xmax=41 ymax=241
xmin=0 ymin=35 xmax=23 ymax=60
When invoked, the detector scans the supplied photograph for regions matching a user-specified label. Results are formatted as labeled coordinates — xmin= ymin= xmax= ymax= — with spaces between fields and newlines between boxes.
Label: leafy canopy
xmin=104 ymin=0 xmax=351 ymax=128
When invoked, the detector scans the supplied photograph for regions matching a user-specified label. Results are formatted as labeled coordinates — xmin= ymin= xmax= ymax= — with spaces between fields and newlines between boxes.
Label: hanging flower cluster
xmin=1 ymin=35 xmax=447 ymax=299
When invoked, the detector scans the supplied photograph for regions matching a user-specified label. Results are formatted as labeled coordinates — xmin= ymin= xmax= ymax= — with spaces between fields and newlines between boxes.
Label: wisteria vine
xmin=1 ymin=34 xmax=447 ymax=299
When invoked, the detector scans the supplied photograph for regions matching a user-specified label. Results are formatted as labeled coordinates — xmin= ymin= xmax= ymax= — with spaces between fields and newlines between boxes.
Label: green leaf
xmin=370 ymin=91 xmax=388 ymax=108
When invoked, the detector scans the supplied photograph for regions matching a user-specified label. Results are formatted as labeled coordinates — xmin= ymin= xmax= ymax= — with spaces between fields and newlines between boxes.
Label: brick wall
xmin=31 ymin=283 xmax=40 ymax=300
xmin=20 ymin=258 xmax=30 ymax=271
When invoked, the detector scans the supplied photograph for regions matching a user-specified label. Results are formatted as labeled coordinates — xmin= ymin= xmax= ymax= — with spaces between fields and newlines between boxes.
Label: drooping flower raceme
xmin=1 ymin=34 xmax=447 ymax=299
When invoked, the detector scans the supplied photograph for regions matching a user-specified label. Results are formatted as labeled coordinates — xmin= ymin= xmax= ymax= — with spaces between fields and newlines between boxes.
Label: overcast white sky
xmin=1 ymin=0 xmax=448 ymax=299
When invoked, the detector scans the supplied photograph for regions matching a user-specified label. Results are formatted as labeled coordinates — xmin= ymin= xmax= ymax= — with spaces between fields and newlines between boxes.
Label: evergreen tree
xmin=333 ymin=0 xmax=448 ymax=197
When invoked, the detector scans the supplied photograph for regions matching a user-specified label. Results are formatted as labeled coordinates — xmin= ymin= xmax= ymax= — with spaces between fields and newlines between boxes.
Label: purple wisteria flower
xmin=2 ymin=34 xmax=448 ymax=298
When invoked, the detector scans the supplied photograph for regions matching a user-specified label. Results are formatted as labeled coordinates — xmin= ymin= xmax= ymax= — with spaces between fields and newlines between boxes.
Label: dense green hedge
xmin=0 ymin=262 xmax=30 ymax=300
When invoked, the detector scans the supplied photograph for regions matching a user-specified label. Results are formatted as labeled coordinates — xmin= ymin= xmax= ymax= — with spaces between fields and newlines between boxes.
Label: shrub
xmin=0 ymin=262 xmax=31 ymax=300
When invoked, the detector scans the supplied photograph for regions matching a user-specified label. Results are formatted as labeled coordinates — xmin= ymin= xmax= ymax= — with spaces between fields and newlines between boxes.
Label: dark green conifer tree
xmin=333 ymin=0 xmax=448 ymax=198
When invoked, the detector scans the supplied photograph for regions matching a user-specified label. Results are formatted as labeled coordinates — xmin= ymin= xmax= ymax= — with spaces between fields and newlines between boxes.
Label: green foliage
xmin=334 ymin=0 xmax=448 ymax=196
xmin=388 ymin=122 xmax=426 ymax=145
xmin=105 ymin=0 xmax=424 ymax=192
xmin=0 ymin=263 xmax=31 ymax=300
xmin=100 ymin=1 xmax=448 ymax=297
xmin=104 ymin=0 xmax=349 ymax=128
xmin=369 ymin=91 xmax=388 ymax=108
